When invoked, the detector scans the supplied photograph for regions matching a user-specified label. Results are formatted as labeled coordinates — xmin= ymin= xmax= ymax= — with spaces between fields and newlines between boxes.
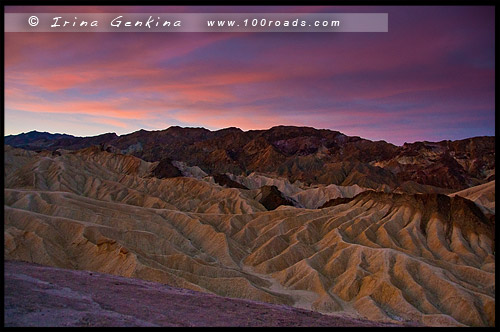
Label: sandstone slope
xmin=449 ymin=180 xmax=495 ymax=215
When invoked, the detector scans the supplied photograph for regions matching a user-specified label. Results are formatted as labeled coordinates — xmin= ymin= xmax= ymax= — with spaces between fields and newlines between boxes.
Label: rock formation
xmin=4 ymin=144 xmax=495 ymax=326
xmin=5 ymin=126 xmax=495 ymax=192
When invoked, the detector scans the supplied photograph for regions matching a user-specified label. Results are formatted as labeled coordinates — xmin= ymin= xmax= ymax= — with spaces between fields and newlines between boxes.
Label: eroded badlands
xmin=4 ymin=146 xmax=495 ymax=326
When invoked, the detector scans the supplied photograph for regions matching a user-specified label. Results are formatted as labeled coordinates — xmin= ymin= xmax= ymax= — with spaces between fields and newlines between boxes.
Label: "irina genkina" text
xmin=51 ymin=16 xmax=182 ymax=28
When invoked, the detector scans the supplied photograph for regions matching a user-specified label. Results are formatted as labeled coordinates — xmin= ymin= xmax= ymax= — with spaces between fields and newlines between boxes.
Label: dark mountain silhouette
xmin=4 ymin=126 xmax=495 ymax=192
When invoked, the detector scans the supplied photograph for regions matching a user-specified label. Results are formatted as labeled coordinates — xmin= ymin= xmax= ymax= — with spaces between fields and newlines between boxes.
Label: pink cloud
xmin=90 ymin=117 xmax=130 ymax=129
xmin=6 ymin=97 xmax=154 ymax=120
xmin=4 ymin=6 xmax=494 ymax=145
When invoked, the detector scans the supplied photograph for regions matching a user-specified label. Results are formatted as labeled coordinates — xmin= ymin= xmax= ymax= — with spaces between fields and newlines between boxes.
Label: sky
xmin=4 ymin=6 xmax=495 ymax=145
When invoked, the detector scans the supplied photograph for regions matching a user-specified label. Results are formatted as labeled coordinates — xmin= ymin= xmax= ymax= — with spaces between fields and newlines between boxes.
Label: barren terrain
xmin=4 ymin=127 xmax=495 ymax=327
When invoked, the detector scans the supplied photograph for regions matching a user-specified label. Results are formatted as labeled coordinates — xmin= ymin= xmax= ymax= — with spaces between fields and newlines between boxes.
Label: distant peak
xmin=215 ymin=127 xmax=243 ymax=133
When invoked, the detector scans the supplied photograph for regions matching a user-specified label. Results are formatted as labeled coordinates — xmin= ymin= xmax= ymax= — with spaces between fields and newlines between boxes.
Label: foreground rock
xmin=4 ymin=260 xmax=411 ymax=327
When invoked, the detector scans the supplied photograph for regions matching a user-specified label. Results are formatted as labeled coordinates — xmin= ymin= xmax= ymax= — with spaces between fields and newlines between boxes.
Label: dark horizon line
xmin=4 ymin=125 xmax=495 ymax=147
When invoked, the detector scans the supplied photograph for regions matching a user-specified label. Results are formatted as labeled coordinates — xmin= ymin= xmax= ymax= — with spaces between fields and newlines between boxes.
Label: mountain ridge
xmin=5 ymin=126 xmax=494 ymax=192
xmin=6 ymin=126 xmax=494 ymax=148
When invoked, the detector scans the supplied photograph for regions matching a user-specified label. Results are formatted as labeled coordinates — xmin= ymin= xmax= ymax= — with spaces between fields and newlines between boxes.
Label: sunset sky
xmin=4 ymin=6 xmax=495 ymax=145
